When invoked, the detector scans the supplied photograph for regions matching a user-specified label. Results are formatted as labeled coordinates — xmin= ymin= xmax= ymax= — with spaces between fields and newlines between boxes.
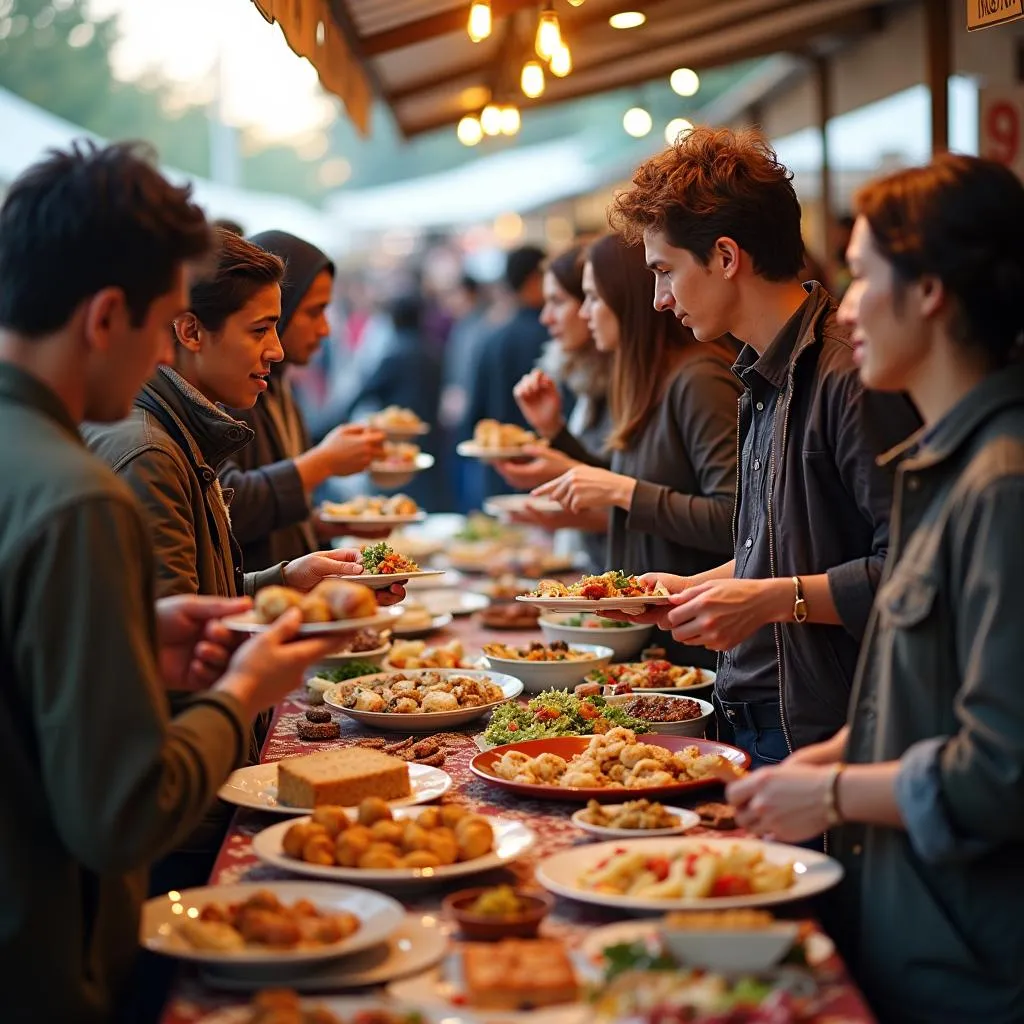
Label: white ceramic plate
xmin=140 ymin=881 xmax=404 ymax=967
xmin=570 ymin=804 xmax=701 ymax=839
xmin=415 ymin=588 xmax=490 ymax=616
xmin=391 ymin=611 xmax=453 ymax=638
xmin=222 ymin=607 xmax=402 ymax=635
xmin=217 ymin=761 xmax=453 ymax=816
xmin=516 ymin=595 xmax=672 ymax=612
xmin=200 ymin=912 xmax=449 ymax=993
xmin=536 ymin=837 xmax=845 ymax=912
xmin=318 ymin=509 xmax=427 ymax=527
xmin=199 ymin=997 xmax=463 ymax=1024
xmin=456 ymin=441 xmax=537 ymax=461
xmin=484 ymin=494 xmax=564 ymax=518
xmin=389 ymin=948 xmax=595 ymax=1024
xmin=324 ymin=668 xmax=524 ymax=732
xmin=480 ymin=643 xmax=614 ymax=693
xmin=339 ymin=569 xmax=448 ymax=590
xmin=604 ymin=694 xmax=715 ymax=737
xmin=253 ymin=810 xmax=536 ymax=886
xmin=406 ymin=568 xmax=465 ymax=590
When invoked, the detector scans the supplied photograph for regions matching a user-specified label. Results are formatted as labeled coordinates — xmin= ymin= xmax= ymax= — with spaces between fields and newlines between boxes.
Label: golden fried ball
xmin=358 ymin=797 xmax=393 ymax=826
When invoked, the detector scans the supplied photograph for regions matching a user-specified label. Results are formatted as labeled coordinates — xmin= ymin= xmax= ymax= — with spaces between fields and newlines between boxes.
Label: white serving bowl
xmin=370 ymin=452 xmax=435 ymax=490
xmin=660 ymin=922 xmax=801 ymax=971
xmin=539 ymin=613 xmax=654 ymax=662
xmin=481 ymin=642 xmax=614 ymax=693
xmin=606 ymin=693 xmax=715 ymax=737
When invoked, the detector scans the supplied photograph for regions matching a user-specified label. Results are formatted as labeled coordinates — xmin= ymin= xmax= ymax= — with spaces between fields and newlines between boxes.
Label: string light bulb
xmin=500 ymin=105 xmax=521 ymax=135
xmin=521 ymin=60 xmax=546 ymax=98
xmin=480 ymin=103 xmax=503 ymax=136
xmin=550 ymin=42 xmax=572 ymax=77
xmin=670 ymin=68 xmax=700 ymax=97
xmin=664 ymin=117 xmax=693 ymax=145
xmin=535 ymin=6 xmax=562 ymax=61
xmin=467 ymin=1 xmax=491 ymax=42
xmin=622 ymin=106 xmax=653 ymax=138
xmin=567 ymin=0 xmax=586 ymax=5
xmin=457 ymin=114 xmax=483 ymax=146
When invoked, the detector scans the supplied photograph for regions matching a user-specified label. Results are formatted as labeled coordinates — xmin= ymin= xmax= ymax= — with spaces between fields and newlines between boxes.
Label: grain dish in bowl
xmin=539 ymin=613 xmax=654 ymax=661
xmin=481 ymin=641 xmax=614 ymax=693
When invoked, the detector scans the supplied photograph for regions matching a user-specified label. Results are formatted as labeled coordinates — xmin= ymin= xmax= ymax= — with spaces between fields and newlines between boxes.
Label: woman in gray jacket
xmin=728 ymin=155 xmax=1024 ymax=1022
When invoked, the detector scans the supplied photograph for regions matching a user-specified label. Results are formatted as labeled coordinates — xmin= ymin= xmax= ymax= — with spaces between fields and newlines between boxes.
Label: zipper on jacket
xmin=765 ymin=375 xmax=795 ymax=756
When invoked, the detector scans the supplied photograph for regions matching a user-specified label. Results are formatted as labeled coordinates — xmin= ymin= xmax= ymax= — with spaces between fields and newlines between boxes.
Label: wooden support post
xmin=926 ymin=0 xmax=951 ymax=155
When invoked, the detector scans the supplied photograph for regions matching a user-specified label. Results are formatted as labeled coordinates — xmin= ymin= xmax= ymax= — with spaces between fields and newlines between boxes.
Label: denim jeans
xmin=732 ymin=724 xmax=790 ymax=770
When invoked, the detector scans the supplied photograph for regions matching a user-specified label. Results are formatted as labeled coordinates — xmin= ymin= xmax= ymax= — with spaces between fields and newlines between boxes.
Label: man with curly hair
xmin=611 ymin=127 xmax=920 ymax=765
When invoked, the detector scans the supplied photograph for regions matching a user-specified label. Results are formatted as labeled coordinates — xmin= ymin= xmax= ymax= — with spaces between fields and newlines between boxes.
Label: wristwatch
xmin=792 ymin=576 xmax=808 ymax=623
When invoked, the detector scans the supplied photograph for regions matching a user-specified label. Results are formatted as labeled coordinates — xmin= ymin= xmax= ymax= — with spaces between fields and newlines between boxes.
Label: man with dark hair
xmin=217 ymin=230 xmax=387 ymax=571
xmin=460 ymin=244 xmax=548 ymax=504
xmin=0 ymin=141 xmax=338 ymax=1022
xmin=611 ymin=127 xmax=920 ymax=765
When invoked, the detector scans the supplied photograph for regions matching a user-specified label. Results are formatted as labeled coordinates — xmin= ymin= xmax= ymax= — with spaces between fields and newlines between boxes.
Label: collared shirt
xmin=717 ymin=297 xmax=812 ymax=703
xmin=0 ymin=362 xmax=245 ymax=1023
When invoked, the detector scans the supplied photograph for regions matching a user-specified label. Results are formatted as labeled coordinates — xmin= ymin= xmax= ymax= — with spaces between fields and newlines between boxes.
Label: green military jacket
xmin=84 ymin=366 xmax=286 ymax=599
xmin=0 ymin=364 xmax=247 ymax=1022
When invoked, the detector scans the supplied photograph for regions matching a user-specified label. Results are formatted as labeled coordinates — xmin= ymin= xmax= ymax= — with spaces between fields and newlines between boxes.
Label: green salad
xmin=483 ymin=689 xmax=649 ymax=745
xmin=313 ymin=661 xmax=383 ymax=683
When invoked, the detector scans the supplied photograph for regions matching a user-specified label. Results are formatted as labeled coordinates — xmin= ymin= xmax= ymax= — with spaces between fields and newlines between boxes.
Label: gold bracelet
xmin=792 ymin=575 xmax=808 ymax=623
xmin=824 ymin=762 xmax=846 ymax=828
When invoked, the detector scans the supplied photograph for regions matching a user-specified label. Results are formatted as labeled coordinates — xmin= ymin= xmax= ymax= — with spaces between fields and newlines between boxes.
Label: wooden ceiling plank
xmin=360 ymin=0 xmax=539 ymax=55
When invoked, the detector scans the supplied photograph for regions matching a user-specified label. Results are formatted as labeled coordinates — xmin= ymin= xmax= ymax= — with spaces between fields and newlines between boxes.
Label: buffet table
xmin=159 ymin=606 xmax=876 ymax=1023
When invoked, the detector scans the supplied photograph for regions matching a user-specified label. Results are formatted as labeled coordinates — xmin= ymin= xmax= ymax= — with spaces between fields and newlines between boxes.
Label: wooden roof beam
xmin=361 ymin=0 xmax=540 ymax=56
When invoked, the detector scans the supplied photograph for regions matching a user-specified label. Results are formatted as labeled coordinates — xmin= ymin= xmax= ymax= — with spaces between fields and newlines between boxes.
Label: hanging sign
xmin=968 ymin=0 xmax=1024 ymax=30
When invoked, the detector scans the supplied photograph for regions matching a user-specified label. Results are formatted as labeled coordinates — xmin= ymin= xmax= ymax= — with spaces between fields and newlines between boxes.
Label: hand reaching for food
xmin=513 ymin=369 xmax=565 ymax=439
xmin=532 ymin=464 xmax=638 ymax=513
xmin=492 ymin=444 xmax=578 ymax=490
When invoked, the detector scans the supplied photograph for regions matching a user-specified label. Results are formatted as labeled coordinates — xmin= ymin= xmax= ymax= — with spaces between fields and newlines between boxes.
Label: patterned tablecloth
xmin=159 ymin=612 xmax=876 ymax=1023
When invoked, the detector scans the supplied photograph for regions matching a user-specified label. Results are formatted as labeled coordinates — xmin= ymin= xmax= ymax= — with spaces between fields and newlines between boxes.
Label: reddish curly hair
xmin=609 ymin=125 xmax=805 ymax=282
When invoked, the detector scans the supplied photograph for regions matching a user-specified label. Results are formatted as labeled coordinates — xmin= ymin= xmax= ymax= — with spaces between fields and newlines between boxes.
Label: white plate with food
xmin=536 ymin=837 xmax=844 ymax=912
xmin=222 ymin=608 xmax=401 ymax=635
xmin=366 ymin=406 xmax=430 ymax=437
xmin=590 ymin=662 xmax=716 ymax=699
xmin=456 ymin=441 xmax=539 ymax=462
xmin=382 ymin=638 xmax=469 ymax=671
xmin=199 ymin=911 xmax=450 ymax=993
xmin=604 ymin=693 xmax=715 ymax=737
xmin=253 ymin=808 xmax=536 ymax=886
xmin=571 ymin=801 xmax=701 ymax=838
xmin=389 ymin=943 xmax=594 ymax=1024
xmin=539 ymin=614 xmax=654 ymax=661
xmin=320 ymin=511 xmax=427 ymax=527
xmin=198 ymin=994 xmax=457 ymax=1024
xmin=517 ymin=595 xmax=671 ymax=613
xmin=484 ymin=494 xmax=564 ymax=518
xmin=341 ymin=569 xmax=448 ymax=590
xmin=415 ymin=589 xmax=490 ymax=617
xmin=140 ymin=881 xmax=404 ymax=967
xmin=370 ymin=451 xmax=436 ymax=487
xmin=404 ymin=568 xmax=464 ymax=590
xmin=324 ymin=668 xmax=523 ymax=732
xmin=217 ymin=761 xmax=452 ymax=816
xmin=392 ymin=611 xmax=452 ymax=638
xmin=481 ymin=642 xmax=614 ymax=692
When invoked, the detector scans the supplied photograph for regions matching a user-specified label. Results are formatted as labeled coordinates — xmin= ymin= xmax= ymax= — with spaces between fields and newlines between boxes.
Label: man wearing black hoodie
xmin=219 ymin=231 xmax=386 ymax=571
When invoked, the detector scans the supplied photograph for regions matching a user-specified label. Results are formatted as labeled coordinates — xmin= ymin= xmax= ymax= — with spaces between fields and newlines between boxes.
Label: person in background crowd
xmin=439 ymin=274 xmax=492 ymax=513
xmin=218 ymin=230 xmax=387 ymax=573
xmin=460 ymin=244 xmax=548 ymax=505
xmin=611 ymin=127 xmax=920 ymax=767
xmin=526 ymin=234 xmax=740 ymax=668
xmin=0 ymin=141 xmax=340 ymax=1024
xmin=333 ymin=292 xmax=443 ymax=508
xmin=212 ymin=217 xmax=245 ymax=236
xmin=728 ymin=154 xmax=1024 ymax=1024
xmin=830 ymin=213 xmax=856 ymax=298
xmin=493 ymin=244 xmax=614 ymax=572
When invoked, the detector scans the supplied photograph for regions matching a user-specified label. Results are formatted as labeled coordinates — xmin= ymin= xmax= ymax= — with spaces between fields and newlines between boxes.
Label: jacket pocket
xmin=878 ymin=571 xmax=937 ymax=629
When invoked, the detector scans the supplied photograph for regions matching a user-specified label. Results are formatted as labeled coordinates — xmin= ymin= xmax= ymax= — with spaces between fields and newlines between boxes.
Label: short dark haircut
xmin=856 ymin=154 xmax=1024 ymax=366
xmin=459 ymin=273 xmax=481 ymax=296
xmin=389 ymin=293 xmax=423 ymax=333
xmin=505 ymin=245 xmax=546 ymax=292
xmin=610 ymin=126 xmax=805 ymax=282
xmin=0 ymin=140 xmax=212 ymax=336
xmin=213 ymin=217 xmax=245 ymax=236
xmin=188 ymin=229 xmax=285 ymax=331
xmin=545 ymin=245 xmax=586 ymax=303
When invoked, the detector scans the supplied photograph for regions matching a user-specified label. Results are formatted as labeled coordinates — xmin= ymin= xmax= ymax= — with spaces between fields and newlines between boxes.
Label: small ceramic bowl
xmin=442 ymin=886 xmax=554 ymax=940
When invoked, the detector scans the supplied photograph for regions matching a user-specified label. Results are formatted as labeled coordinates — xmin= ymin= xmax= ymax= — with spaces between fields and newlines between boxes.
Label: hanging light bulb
xmin=670 ymin=68 xmax=700 ymax=97
xmin=457 ymin=114 xmax=483 ymax=146
xmin=664 ymin=118 xmax=693 ymax=145
xmin=467 ymin=1 xmax=491 ymax=42
xmin=550 ymin=42 xmax=572 ymax=77
xmin=480 ymin=103 xmax=503 ymax=136
xmin=567 ymin=0 xmax=586 ymax=5
xmin=500 ymin=105 xmax=521 ymax=135
xmin=535 ymin=6 xmax=562 ymax=61
xmin=521 ymin=60 xmax=546 ymax=99
xmin=622 ymin=106 xmax=653 ymax=138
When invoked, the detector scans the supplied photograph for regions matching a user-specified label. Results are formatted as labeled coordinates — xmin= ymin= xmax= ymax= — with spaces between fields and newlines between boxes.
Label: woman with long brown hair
xmin=532 ymin=232 xmax=740 ymax=667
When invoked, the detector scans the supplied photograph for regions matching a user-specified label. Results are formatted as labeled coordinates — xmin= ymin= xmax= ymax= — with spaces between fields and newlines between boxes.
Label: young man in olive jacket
xmin=218 ymin=230 xmax=387 ymax=571
xmin=0 ymin=142 xmax=339 ymax=1023
xmin=611 ymin=127 xmax=921 ymax=766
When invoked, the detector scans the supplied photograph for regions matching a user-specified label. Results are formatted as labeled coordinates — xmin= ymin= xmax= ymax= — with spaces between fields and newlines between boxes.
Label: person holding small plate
xmin=728 ymin=155 xmax=1024 ymax=1023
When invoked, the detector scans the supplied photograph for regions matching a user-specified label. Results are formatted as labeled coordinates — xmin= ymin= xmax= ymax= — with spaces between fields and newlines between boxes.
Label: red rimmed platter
xmin=469 ymin=734 xmax=750 ymax=803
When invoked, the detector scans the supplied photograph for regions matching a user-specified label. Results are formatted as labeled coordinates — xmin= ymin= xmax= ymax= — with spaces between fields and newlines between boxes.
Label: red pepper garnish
xmin=710 ymin=874 xmax=752 ymax=897
xmin=647 ymin=857 xmax=671 ymax=882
